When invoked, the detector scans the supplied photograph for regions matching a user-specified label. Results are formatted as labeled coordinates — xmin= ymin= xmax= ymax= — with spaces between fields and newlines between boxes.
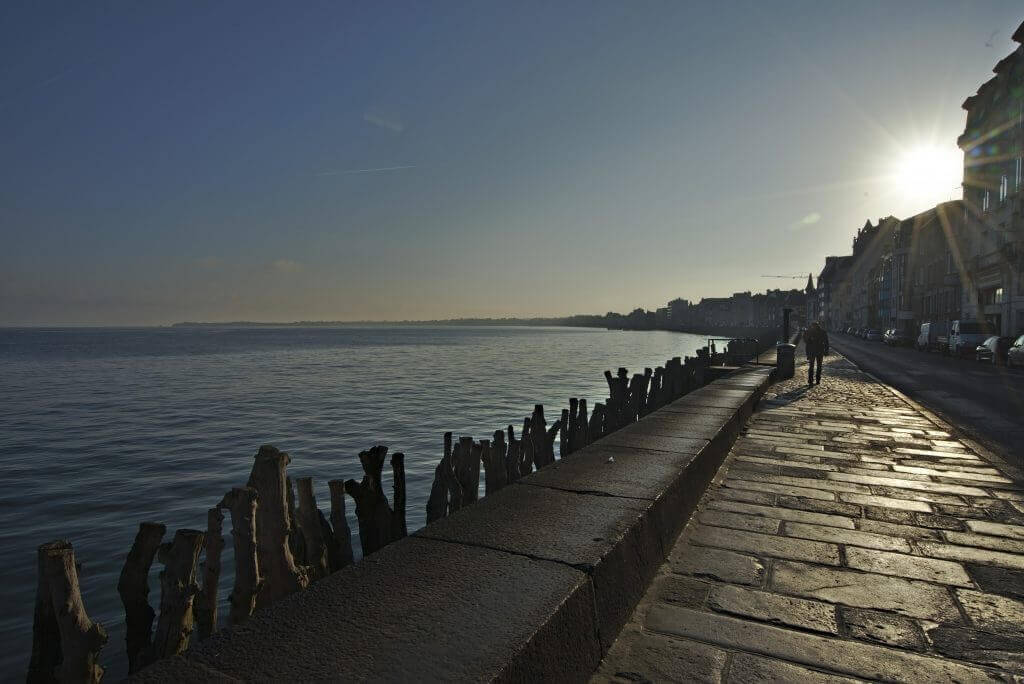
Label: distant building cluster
xmin=808 ymin=22 xmax=1024 ymax=337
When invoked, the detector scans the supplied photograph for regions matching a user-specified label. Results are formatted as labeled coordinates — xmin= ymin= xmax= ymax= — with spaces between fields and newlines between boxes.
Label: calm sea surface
xmin=0 ymin=325 xmax=708 ymax=679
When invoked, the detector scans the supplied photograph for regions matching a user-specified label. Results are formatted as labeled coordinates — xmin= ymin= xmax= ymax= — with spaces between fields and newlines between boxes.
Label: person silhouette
xmin=805 ymin=321 xmax=829 ymax=386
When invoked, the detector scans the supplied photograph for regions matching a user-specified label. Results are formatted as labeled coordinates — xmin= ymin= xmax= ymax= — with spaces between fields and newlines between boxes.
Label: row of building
xmin=808 ymin=22 xmax=1024 ymax=338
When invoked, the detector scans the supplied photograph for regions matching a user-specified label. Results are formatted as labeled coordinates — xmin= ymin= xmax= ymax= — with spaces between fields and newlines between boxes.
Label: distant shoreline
xmin=170 ymin=317 xmax=594 ymax=328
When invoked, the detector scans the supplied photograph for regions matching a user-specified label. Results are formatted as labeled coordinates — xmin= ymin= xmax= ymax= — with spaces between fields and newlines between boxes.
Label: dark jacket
xmin=805 ymin=326 xmax=829 ymax=356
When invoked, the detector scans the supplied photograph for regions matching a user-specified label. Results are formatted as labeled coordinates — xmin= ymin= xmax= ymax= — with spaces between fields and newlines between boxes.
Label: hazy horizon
xmin=3 ymin=2 xmax=1022 ymax=326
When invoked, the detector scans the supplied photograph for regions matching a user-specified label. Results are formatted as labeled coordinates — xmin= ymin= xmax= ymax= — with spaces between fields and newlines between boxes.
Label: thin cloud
xmin=193 ymin=256 xmax=223 ymax=269
xmin=789 ymin=212 xmax=822 ymax=231
xmin=363 ymin=108 xmax=405 ymax=133
xmin=314 ymin=165 xmax=416 ymax=176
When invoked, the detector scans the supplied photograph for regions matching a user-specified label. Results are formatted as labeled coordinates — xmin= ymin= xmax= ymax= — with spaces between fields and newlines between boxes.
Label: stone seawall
xmin=132 ymin=366 xmax=773 ymax=682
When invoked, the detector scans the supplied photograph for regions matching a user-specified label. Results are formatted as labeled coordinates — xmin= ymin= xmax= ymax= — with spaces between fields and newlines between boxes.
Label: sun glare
xmin=891 ymin=144 xmax=963 ymax=208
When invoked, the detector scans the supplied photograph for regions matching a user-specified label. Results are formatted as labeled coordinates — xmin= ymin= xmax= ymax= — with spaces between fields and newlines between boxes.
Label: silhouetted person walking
xmin=805 ymin=321 xmax=828 ymax=386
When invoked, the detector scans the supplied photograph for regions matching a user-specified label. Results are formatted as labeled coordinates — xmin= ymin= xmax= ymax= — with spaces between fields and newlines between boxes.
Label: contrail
xmin=315 ymin=165 xmax=416 ymax=176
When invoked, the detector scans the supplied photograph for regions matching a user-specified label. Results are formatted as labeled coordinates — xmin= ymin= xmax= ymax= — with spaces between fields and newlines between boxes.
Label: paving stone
xmin=651 ymin=574 xmax=709 ymax=609
xmin=894 ymin=447 xmax=981 ymax=460
xmin=868 ymin=486 xmax=966 ymax=506
xmin=776 ymin=495 xmax=862 ymax=517
xmin=698 ymin=509 xmax=780 ymax=534
xmin=779 ymin=465 xmax=831 ymax=479
xmin=844 ymin=547 xmax=971 ymax=586
xmin=707 ymin=499 xmax=855 ymax=529
xmin=837 ymin=460 xmax=891 ymax=471
xmin=689 ymin=525 xmax=840 ymax=565
xmin=965 ymin=520 xmax=1024 ymax=540
xmin=897 ymin=461 xmax=1005 ymax=475
xmin=595 ymin=628 xmax=727 ymax=684
xmin=839 ymin=607 xmax=927 ymax=652
xmin=838 ymin=493 xmax=932 ymax=512
xmin=930 ymin=503 xmax=988 ymax=521
xmin=965 ymin=564 xmax=1024 ymax=600
xmin=956 ymin=589 xmax=1024 ymax=633
xmin=644 ymin=605 xmax=996 ymax=682
xmin=927 ymin=625 xmax=1024 ymax=673
xmin=712 ymin=486 xmax=775 ymax=505
xmin=784 ymin=522 xmax=912 ymax=552
xmin=736 ymin=455 xmax=835 ymax=470
xmin=736 ymin=472 xmax=871 ymax=494
xmin=828 ymin=474 xmax=991 ymax=496
xmin=725 ymin=652 xmax=863 ymax=683
xmin=730 ymin=461 xmax=778 ymax=476
xmin=770 ymin=561 xmax=962 ymax=621
xmin=725 ymin=479 xmax=836 ymax=501
xmin=707 ymin=583 xmax=838 ymax=634
xmin=990 ymin=489 xmax=1024 ymax=502
xmin=669 ymin=544 xmax=766 ymax=586
xmin=854 ymin=519 xmax=941 ymax=540
xmin=893 ymin=465 xmax=1012 ymax=484
xmin=943 ymin=531 xmax=1024 ymax=554
xmin=916 ymin=541 xmax=1024 ymax=571
xmin=838 ymin=467 xmax=931 ymax=482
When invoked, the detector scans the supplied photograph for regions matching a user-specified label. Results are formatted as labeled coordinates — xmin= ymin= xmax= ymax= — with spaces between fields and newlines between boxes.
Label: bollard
xmin=776 ymin=343 xmax=796 ymax=380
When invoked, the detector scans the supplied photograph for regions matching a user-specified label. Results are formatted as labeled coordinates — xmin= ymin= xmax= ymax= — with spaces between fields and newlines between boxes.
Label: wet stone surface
xmin=593 ymin=351 xmax=1024 ymax=682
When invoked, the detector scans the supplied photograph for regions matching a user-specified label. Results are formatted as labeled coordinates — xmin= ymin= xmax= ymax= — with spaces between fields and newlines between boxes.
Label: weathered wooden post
xmin=29 ymin=542 xmax=63 ymax=683
xmin=248 ymin=445 xmax=308 ymax=608
xmin=560 ymin=407 xmax=571 ymax=457
xmin=505 ymin=424 xmax=524 ymax=483
xmin=344 ymin=445 xmax=395 ymax=555
xmin=148 ymin=528 xmax=204 ymax=662
xmin=391 ymin=452 xmax=407 ymax=540
xmin=575 ymin=398 xmax=589 ymax=449
xmin=426 ymin=433 xmax=454 ymax=523
xmin=116 ymin=522 xmax=166 ymax=673
xmin=285 ymin=476 xmax=305 ymax=566
xmin=195 ymin=509 xmax=224 ymax=641
xmin=219 ymin=487 xmax=261 ymax=626
xmin=482 ymin=429 xmax=508 ymax=494
xmin=589 ymin=402 xmax=605 ymax=440
xmin=295 ymin=477 xmax=330 ymax=580
xmin=520 ymin=417 xmax=535 ymax=475
xmin=38 ymin=541 xmax=107 ymax=683
xmin=327 ymin=480 xmax=355 ymax=569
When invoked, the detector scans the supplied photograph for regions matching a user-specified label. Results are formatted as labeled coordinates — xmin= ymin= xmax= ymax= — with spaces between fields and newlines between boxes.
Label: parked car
xmin=866 ymin=329 xmax=883 ymax=342
xmin=889 ymin=330 xmax=912 ymax=346
xmin=1007 ymin=334 xmax=1024 ymax=368
xmin=975 ymin=336 xmax=1012 ymax=364
xmin=948 ymin=320 xmax=991 ymax=358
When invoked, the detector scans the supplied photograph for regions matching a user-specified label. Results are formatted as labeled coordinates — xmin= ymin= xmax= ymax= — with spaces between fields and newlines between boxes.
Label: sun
xmin=891 ymin=144 xmax=963 ymax=209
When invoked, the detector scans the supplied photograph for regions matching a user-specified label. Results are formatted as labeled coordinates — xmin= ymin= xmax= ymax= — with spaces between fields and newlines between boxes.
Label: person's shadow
xmin=761 ymin=384 xmax=810 ymax=408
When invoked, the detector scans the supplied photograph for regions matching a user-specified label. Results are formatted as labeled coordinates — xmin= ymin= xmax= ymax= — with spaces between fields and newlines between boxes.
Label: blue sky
xmin=2 ymin=1 xmax=1021 ymax=324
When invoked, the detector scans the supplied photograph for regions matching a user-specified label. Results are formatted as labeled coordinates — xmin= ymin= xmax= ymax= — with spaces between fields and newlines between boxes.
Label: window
xmin=983 ymin=190 xmax=991 ymax=211
xmin=1000 ymin=175 xmax=1008 ymax=202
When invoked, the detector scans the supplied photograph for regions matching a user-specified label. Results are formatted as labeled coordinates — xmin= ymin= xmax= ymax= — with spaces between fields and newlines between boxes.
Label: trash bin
xmin=776 ymin=343 xmax=796 ymax=380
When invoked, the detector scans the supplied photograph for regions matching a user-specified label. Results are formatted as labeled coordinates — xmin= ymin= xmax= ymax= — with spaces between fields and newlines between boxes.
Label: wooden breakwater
xmin=27 ymin=346 xmax=724 ymax=682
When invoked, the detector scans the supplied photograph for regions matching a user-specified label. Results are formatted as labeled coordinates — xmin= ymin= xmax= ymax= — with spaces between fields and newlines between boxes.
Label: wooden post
xmin=451 ymin=436 xmax=480 ymax=509
xmin=115 ymin=522 xmax=166 ymax=673
xmin=219 ymin=487 xmax=261 ymax=626
xmin=391 ymin=452 xmax=407 ymax=540
xmin=505 ymin=425 xmax=523 ymax=483
xmin=285 ymin=476 xmax=305 ymax=566
xmin=589 ymin=402 xmax=605 ymax=440
xmin=39 ymin=541 xmax=107 ymax=683
xmin=29 ymin=540 xmax=67 ymax=683
xmin=295 ymin=477 xmax=330 ymax=580
xmin=247 ymin=445 xmax=308 ymax=608
xmin=425 ymin=432 xmax=453 ymax=523
xmin=560 ymin=407 xmax=571 ymax=457
xmin=148 ymin=529 xmax=204 ymax=662
xmin=327 ymin=480 xmax=355 ymax=569
xmin=530 ymin=405 xmax=558 ymax=469
xmin=520 ymin=417 xmax=535 ymax=475
xmin=344 ymin=445 xmax=395 ymax=555
xmin=195 ymin=508 xmax=224 ymax=641
xmin=576 ymin=398 xmax=589 ymax=449
xmin=483 ymin=430 xmax=508 ymax=494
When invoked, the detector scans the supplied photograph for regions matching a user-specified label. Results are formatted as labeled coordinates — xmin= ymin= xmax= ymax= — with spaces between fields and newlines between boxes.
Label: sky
xmin=1 ymin=1 xmax=1022 ymax=325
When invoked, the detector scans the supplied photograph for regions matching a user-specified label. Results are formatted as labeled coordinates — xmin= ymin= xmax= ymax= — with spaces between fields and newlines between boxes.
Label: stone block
xmin=707 ymin=583 xmax=838 ymax=634
xmin=727 ymin=652 xmax=862 ymax=683
xmin=965 ymin=520 xmax=1024 ymax=539
xmin=928 ymin=625 xmax=1024 ymax=672
xmin=650 ymin=574 xmax=709 ymax=609
xmin=917 ymin=541 xmax=1024 ymax=571
xmin=726 ymin=479 xmax=835 ymax=501
xmin=173 ymin=537 xmax=601 ymax=681
xmin=713 ymin=487 xmax=775 ymax=505
xmin=669 ymin=544 xmax=766 ymax=586
xmin=707 ymin=499 xmax=855 ymax=529
xmin=418 ymin=484 xmax=660 ymax=652
xmin=839 ymin=607 xmax=927 ymax=652
xmin=844 ymin=547 xmax=970 ymax=586
xmin=965 ymin=563 xmax=1024 ymax=600
xmin=770 ymin=561 xmax=961 ymax=621
xmin=689 ymin=524 xmax=840 ymax=565
xmin=838 ymin=493 xmax=932 ymax=512
xmin=783 ymin=521 xmax=912 ymax=552
xmin=698 ymin=509 xmax=780 ymax=534
xmin=854 ymin=519 xmax=941 ymax=540
xmin=600 ymin=432 xmax=708 ymax=456
xmin=956 ymin=589 xmax=1024 ymax=633
xmin=776 ymin=496 xmax=862 ymax=517
xmin=943 ymin=530 xmax=1024 ymax=554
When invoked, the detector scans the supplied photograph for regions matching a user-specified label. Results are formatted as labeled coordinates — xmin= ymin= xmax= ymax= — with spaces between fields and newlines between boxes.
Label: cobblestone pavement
xmin=593 ymin=351 xmax=1024 ymax=683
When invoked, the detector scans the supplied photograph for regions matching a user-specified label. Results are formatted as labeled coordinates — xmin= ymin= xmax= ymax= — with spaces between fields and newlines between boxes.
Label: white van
xmin=948 ymin=320 xmax=990 ymax=358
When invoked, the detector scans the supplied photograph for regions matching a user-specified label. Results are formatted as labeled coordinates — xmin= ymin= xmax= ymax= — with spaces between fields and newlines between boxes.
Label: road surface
xmin=830 ymin=333 xmax=1024 ymax=470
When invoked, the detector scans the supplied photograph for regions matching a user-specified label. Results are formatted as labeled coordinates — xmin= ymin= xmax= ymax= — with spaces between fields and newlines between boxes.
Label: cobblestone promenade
xmin=595 ymin=352 xmax=1024 ymax=682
